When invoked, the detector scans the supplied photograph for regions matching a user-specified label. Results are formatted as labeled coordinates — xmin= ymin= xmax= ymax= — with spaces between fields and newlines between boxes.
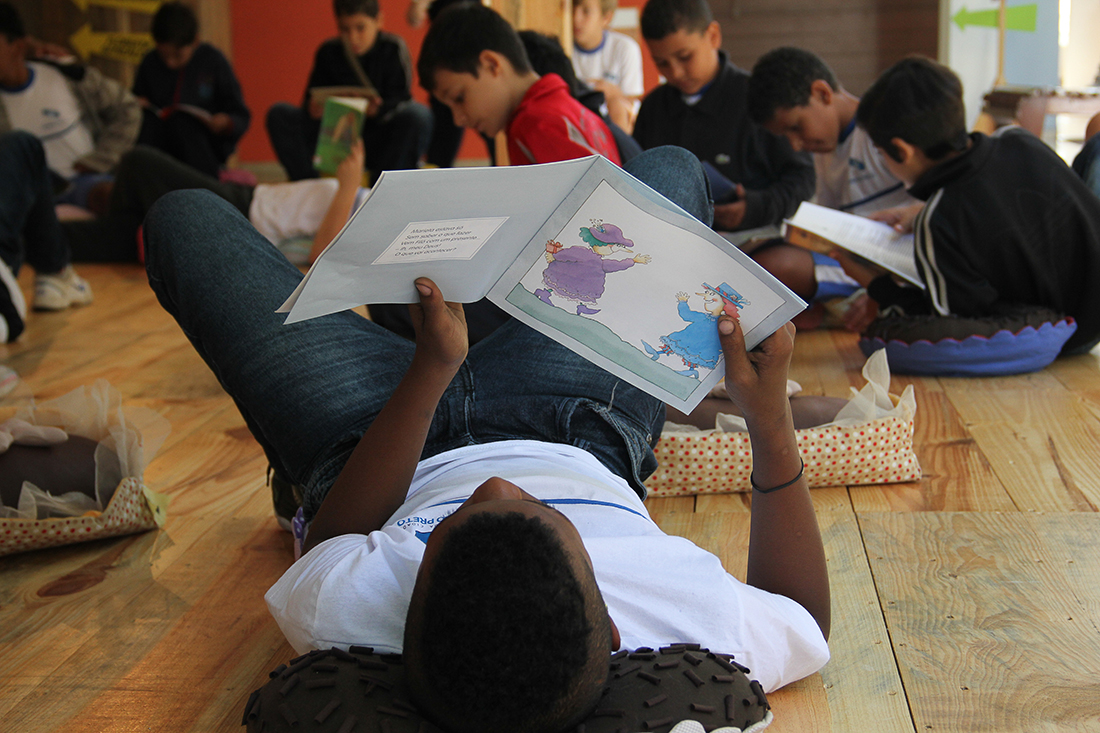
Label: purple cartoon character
xmin=534 ymin=219 xmax=650 ymax=316
xmin=642 ymin=282 xmax=749 ymax=378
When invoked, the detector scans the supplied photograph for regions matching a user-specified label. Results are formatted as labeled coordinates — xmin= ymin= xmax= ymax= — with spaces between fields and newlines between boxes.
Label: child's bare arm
xmin=309 ymin=139 xmax=365 ymax=262
xmin=301 ymin=278 xmax=468 ymax=554
xmin=718 ymin=317 xmax=831 ymax=639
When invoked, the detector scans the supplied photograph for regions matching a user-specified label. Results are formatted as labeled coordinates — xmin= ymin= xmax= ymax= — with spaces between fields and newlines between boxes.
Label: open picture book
xmin=783 ymin=201 xmax=924 ymax=288
xmin=279 ymin=156 xmax=806 ymax=412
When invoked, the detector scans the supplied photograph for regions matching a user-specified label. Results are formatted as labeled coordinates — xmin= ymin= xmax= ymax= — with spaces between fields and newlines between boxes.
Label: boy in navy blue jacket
xmin=132 ymin=2 xmax=250 ymax=177
xmin=632 ymin=0 xmax=814 ymax=232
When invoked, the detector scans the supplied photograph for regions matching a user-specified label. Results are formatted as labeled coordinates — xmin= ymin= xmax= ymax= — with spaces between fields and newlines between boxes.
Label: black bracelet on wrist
xmin=750 ymin=458 xmax=805 ymax=494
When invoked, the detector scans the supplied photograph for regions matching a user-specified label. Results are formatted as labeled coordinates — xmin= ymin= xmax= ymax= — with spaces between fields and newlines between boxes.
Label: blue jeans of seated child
xmin=144 ymin=146 xmax=712 ymax=519
xmin=0 ymin=131 xmax=70 ymax=275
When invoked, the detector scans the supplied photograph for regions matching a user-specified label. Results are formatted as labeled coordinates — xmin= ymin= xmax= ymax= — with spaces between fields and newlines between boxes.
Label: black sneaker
xmin=0 ymin=260 xmax=26 ymax=343
xmin=267 ymin=465 xmax=303 ymax=532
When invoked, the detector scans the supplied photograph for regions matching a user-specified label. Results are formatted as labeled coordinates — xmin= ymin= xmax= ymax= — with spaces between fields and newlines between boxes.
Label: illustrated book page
xmin=279 ymin=156 xmax=806 ymax=412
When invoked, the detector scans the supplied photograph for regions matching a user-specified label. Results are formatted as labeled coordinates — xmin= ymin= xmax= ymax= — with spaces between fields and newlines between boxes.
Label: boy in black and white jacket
xmin=837 ymin=56 xmax=1100 ymax=356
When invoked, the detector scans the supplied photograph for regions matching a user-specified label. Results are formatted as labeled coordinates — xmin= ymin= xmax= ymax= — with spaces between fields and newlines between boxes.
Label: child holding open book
xmin=265 ymin=0 xmax=430 ymax=182
xmin=744 ymin=47 xmax=921 ymax=330
xmin=842 ymin=57 xmax=1100 ymax=357
xmin=141 ymin=143 xmax=829 ymax=732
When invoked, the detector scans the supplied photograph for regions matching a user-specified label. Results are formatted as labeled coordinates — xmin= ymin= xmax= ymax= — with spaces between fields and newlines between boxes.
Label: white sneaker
xmin=34 ymin=265 xmax=93 ymax=311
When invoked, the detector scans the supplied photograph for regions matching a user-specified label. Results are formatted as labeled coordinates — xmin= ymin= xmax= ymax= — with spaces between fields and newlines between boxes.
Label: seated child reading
xmin=842 ymin=56 xmax=1100 ymax=356
xmin=744 ymin=46 xmax=921 ymax=330
xmin=132 ymin=2 xmax=251 ymax=177
xmin=572 ymin=0 xmax=645 ymax=133
xmin=141 ymin=143 xmax=828 ymax=732
xmin=265 ymin=0 xmax=431 ymax=182
xmin=417 ymin=2 xmax=621 ymax=166
xmin=0 ymin=1 xmax=140 ymax=209
xmin=632 ymin=0 xmax=814 ymax=231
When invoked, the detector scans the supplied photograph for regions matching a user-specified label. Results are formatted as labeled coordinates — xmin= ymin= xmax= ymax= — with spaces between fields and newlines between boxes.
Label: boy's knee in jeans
xmin=625 ymin=145 xmax=712 ymax=226
xmin=144 ymin=189 xmax=240 ymax=272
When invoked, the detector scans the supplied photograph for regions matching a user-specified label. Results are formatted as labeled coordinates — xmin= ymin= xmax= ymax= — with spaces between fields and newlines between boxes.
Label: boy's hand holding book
xmin=867 ymin=201 xmax=923 ymax=234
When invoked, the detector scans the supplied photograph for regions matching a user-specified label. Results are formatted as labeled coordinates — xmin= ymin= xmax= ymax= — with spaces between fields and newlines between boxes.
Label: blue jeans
xmin=144 ymin=146 xmax=711 ymax=519
xmin=0 ymin=131 xmax=70 ymax=275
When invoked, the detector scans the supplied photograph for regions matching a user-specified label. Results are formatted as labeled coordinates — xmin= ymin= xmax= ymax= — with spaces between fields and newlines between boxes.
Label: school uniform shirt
xmin=301 ymin=33 xmax=413 ymax=122
xmin=265 ymin=440 xmax=830 ymax=693
xmin=632 ymin=51 xmax=814 ymax=230
xmin=1 ymin=62 xmax=95 ymax=179
xmin=0 ymin=60 xmax=140 ymax=175
xmin=132 ymin=42 xmax=251 ymax=142
xmin=506 ymin=73 xmax=621 ymax=166
xmin=813 ymin=122 xmax=917 ymax=216
xmin=866 ymin=129 xmax=1100 ymax=353
xmin=572 ymin=30 xmax=645 ymax=98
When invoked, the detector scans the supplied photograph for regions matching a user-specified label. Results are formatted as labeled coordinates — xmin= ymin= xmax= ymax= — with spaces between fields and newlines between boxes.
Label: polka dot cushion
xmin=646 ymin=415 xmax=920 ymax=496
xmin=0 ymin=478 xmax=168 ymax=557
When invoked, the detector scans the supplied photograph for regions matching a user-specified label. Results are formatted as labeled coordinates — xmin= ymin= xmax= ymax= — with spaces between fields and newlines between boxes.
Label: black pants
xmin=137 ymin=108 xmax=236 ymax=178
xmin=64 ymin=145 xmax=254 ymax=262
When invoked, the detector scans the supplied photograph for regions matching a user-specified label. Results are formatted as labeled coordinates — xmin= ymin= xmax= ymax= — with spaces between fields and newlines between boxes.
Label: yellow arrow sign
xmin=69 ymin=23 xmax=154 ymax=64
xmin=70 ymin=0 xmax=162 ymax=14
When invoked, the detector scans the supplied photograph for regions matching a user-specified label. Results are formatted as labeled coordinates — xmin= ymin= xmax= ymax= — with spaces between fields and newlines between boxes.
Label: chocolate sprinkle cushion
xmin=243 ymin=645 xmax=771 ymax=733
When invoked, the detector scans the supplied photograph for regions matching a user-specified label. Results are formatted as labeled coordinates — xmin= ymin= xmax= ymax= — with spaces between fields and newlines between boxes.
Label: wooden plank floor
xmin=3 ymin=263 xmax=1100 ymax=732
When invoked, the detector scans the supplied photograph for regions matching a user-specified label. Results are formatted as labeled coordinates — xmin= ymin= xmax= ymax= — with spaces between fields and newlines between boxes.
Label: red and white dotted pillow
xmin=0 ymin=477 xmax=168 ymax=557
xmin=646 ymin=415 xmax=920 ymax=496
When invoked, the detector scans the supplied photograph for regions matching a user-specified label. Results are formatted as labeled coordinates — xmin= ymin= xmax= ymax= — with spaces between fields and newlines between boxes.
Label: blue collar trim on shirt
xmin=424 ymin=496 xmax=647 ymax=519
xmin=575 ymin=30 xmax=608 ymax=55
xmin=1 ymin=65 xmax=35 ymax=93
xmin=838 ymin=182 xmax=906 ymax=212
xmin=838 ymin=117 xmax=857 ymax=145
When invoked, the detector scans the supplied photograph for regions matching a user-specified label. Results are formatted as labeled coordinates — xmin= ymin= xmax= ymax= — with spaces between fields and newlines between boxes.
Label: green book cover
xmin=312 ymin=96 xmax=368 ymax=175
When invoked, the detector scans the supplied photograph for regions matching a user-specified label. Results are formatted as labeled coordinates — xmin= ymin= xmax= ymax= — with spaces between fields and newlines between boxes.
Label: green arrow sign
xmin=952 ymin=4 xmax=1038 ymax=32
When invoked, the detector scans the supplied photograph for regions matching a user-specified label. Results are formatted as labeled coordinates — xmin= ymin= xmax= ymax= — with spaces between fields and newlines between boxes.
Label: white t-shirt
xmin=248 ymin=179 xmax=369 ymax=245
xmin=1 ymin=62 xmax=95 ymax=180
xmin=572 ymin=30 xmax=645 ymax=98
xmin=265 ymin=440 xmax=829 ymax=692
xmin=813 ymin=124 xmax=917 ymax=216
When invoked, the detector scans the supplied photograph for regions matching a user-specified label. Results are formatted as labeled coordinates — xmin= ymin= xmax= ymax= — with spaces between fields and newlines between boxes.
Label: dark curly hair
xmin=333 ymin=0 xmax=379 ymax=19
xmin=417 ymin=3 xmax=532 ymax=93
xmin=406 ymin=510 xmax=610 ymax=733
xmin=0 ymin=1 xmax=26 ymax=42
xmin=151 ymin=2 xmax=198 ymax=47
xmin=747 ymin=47 xmax=839 ymax=125
xmin=640 ymin=0 xmax=712 ymax=41
xmin=856 ymin=56 xmax=969 ymax=162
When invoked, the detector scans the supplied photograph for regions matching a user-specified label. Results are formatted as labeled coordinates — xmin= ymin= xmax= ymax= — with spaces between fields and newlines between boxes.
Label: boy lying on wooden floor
xmin=142 ymin=146 xmax=830 ymax=733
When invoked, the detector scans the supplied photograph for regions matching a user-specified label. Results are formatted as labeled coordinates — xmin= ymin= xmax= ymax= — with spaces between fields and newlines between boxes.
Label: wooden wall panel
xmin=709 ymin=0 xmax=939 ymax=95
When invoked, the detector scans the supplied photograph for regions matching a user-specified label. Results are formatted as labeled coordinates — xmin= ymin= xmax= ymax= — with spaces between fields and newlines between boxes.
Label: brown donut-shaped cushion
xmin=243 ymin=644 xmax=769 ymax=733
xmin=579 ymin=644 xmax=768 ymax=733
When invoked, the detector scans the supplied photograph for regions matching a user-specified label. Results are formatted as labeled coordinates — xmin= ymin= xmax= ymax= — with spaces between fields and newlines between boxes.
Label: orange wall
xmin=229 ymin=0 xmax=658 ymax=163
